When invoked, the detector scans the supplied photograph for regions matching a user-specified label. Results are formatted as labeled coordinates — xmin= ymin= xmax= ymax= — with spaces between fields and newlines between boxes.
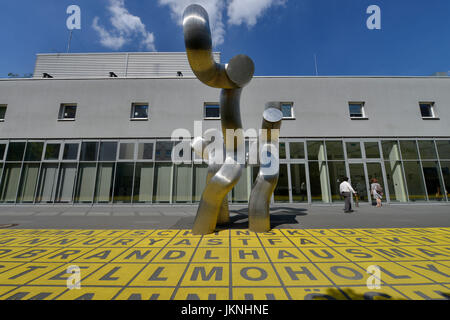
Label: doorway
xmin=348 ymin=161 xmax=387 ymax=204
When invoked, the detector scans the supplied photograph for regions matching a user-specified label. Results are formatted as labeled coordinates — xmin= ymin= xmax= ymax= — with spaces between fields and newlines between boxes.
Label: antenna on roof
xmin=67 ymin=30 xmax=73 ymax=53
xmin=314 ymin=54 xmax=319 ymax=76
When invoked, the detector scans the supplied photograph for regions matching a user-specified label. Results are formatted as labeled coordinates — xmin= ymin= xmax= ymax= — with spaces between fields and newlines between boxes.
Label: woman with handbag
xmin=370 ymin=178 xmax=383 ymax=208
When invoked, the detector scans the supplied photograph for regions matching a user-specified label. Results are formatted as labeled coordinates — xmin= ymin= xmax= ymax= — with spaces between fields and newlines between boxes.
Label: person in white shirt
xmin=339 ymin=177 xmax=356 ymax=213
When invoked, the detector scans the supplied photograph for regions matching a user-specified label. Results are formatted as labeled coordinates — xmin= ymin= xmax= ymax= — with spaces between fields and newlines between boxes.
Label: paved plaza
xmin=0 ymin=204 xmax=449 ymax=300
xmin=0 ymin=204 xmax=449 ymax=230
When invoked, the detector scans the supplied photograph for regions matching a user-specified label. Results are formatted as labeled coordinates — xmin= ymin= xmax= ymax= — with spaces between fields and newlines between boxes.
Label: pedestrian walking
xmin=300 ymin=181 xmax=307 ymax=201
xmin=370 ymin=178 xmax=383 ymax=208
xmin=339 ymin=177 xmax=356 ymax=213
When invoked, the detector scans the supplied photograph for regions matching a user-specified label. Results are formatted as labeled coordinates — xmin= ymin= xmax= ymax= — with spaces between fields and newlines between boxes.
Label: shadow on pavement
xmin=171 ymin=207 xmax=308 ymax=230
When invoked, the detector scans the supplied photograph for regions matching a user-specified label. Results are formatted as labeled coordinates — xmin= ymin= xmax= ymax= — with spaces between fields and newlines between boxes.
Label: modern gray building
xmin=0 ymin=52 xmax=449 ymax=206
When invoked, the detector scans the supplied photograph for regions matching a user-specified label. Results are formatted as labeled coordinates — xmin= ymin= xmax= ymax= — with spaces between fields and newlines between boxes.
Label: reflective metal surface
xmin=183 ymin=4 xmax=254 ymax=235
xmin=248 ymin=102 xmax=283 ymax=232
xmin=183 ymin=4 xmax=254 ymax=89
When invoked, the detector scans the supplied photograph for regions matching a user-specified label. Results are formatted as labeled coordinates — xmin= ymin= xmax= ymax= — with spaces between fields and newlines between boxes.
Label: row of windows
xmin=0 ymin=139 xmax=449 ymax=164
xmin=204 ymin=102 xmax=295 ymax=119
xmin=0 ymin=141 xmax=156 ymax=162
xmin=0 ymin=139 xmax=449 ymax=205
xmin=0 ymin=101 xmax=439 ymax=122
xmin=57 ymin=103 xmax=150 ymax=121
xmin=0 ymin=103 xmax=291 ymax=122
xmin=1 ymin=159 xmax=449 ymax=204
xmin=348 ymin=102 xmax=438 ymax=120
xmin=1 ymin=139 xmax=449 ymax=164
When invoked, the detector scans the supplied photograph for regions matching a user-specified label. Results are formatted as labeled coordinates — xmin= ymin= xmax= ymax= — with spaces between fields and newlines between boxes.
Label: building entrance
xmin=348 ymin=161 xmax=387 ymax=204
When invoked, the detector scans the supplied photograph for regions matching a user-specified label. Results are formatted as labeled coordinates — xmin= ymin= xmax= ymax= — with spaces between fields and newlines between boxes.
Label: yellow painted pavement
xmin=0 ymin=227 xmax=449 ymax=300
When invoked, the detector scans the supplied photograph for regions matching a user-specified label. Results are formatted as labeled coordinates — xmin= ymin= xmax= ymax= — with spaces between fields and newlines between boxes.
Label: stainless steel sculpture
xmin=183 ymin=4 xmax=282 ymax=234
xmin=248 ymin=103 xmax=283 ymax=232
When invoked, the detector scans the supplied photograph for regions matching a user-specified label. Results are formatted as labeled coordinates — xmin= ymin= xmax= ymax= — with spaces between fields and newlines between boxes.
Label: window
xmin=95 ymin=163 xmax=115 ymax=203
xmin=274 ymin=164 xmax=289 ymax=202
xmin=400 ymin=140 xmax=419 ymax=159
xmin=6 ymin=142 xmax=26 ymax=161
xmin=153 ymin=163 xmax=172 ymax=203
xmin=59 ymin=104 xmax=77 ymax=120
xmin=419 ymin=102 xmax=437 ymax=119
xmin=346 ymin=142 xmax=362 ymax=158
xmin=291 ymin=164 xmax=307 ymax=202
xmin=204 ymin=103 xmax=220 ymax=119
xmin=281 ymin=103 xmax=294 ymax=119
xmin=80 ymin=142 xmax=99 ymax=161
xmin=0 ymin=144 xmax=6 ymax=160
xmin=364 ymin=142 xmax=381 ymax=159
xmin=134 ymin=163 xmax=154 ymax=203
xmin=24 ymin=142 xmax=44 ymax=161
xmin=289 ymin=142 xmax=305 ymax=159
xmin=0 ymin=105 xmax=7 ymax=121
xmin=114 ymin=163 xmax=134 ymax=203
xmin=75 ymin=163 xmax=96 ymax=203
xmin=155 ymin=142 xmax=174 ymax=161
xmin=0 ymin=164 xmax=21 ymax=203
xmin=44 ymin=143 xmax=61 ymax=161
xmin=63 ymin=143 xmax=79 ymax=160
xmin=349 ymin=102 xmax=366 ymax=119
xmin=119 ymin=143 xmax=135 ymax=160
xmin=326 ymin=141 xmax=345 ymax=160
xmin=55 ymin=164 xmax=77 ymax=203
xmin=418 ymin=141 xmax=437 ymax=160
xmin=279 ymin=142 xmax=286 ymax=159
xmin=436 ymin=140 xmax=450 ymax=159
xmin=307 ymin=141 xmax=325 ymax=161
xmin=173 ymin=164 xmax=192 ymax=203
xmin=131 ymin=103 xmax=149 ymax=120
xmin=138 ymin=143 xmax=154 ymax=160
xmin=99 ymin=142 xmax=118 ymax=161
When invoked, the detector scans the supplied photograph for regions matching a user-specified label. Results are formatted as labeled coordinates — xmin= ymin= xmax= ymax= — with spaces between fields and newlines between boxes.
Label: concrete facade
xmin=0 ymin=76 xmax=449 ymax=140
xmin=0 ymin=53 xmax=449 ymax=206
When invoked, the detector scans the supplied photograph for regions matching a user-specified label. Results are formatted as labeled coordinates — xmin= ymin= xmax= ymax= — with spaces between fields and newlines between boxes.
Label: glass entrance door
xmin=349 ymin=163 xmax=368 ymax=203
xmin=366 ymin=162 xmax=386 ymax=202
xmin=348 ymin=161 xmax=387 ymax=204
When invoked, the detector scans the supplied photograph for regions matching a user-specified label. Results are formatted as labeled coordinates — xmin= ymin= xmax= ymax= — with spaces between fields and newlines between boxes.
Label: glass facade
xmin=0 ymin=139 xmax=448 ymax=205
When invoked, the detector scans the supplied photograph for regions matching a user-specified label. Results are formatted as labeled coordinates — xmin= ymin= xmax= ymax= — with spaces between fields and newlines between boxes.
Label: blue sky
xmin=0 ymin=0 xmax=449 ymax=78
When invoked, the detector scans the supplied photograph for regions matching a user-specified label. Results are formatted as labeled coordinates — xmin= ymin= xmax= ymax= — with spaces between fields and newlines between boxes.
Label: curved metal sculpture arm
xmin=190 ymin=89 xmax=245 ymax=234
xmin=192 ymin=159 xmax=243 ymax=235
xmin=183 ymin=4 xmax=254 ymax=89
xmin=220 ymin=88 xmax=244 ymax=154
xmin=191 ymin=134 xmax=230 ymax=227
xmin=248 ymin=103 xmax=283 ymax=233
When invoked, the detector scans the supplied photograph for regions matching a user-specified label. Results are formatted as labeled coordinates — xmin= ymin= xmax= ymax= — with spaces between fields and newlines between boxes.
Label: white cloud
xmin=93 ymin=0 xmax=156 ymax=51
xmin=227 ymin=0 xmax=287 ymax=27
xmin=159 ymin=0 xmax=288 ymax=46
xmin=92 ymin=17 xmax=126 ymax=50
xmin=94 ymin=0 xmax=287 ymax=50
xmin=159 ymin=0 xmax=226 ymax=46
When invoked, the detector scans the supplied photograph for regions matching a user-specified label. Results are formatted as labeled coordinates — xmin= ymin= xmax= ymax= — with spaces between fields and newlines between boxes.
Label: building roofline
xmin=35 ymin=52 xmax=221 ymax=56
xmin=1 ymin=75 xmax=449 ymax=81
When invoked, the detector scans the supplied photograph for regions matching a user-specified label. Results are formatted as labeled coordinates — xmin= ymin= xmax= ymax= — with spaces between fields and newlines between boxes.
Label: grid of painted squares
xmin=0 ymin=227 xmax=449 ymax=300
